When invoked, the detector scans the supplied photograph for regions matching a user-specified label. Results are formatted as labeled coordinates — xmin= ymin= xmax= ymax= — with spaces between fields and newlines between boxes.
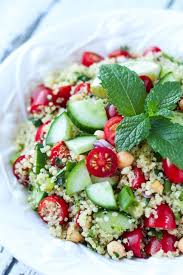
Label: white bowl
xmin=1 ymin=9 xmax=183 ymax=275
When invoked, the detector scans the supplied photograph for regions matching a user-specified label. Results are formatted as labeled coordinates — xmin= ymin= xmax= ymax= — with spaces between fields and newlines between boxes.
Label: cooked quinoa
xmin=11 ymin=46 xmax=183 ymax=259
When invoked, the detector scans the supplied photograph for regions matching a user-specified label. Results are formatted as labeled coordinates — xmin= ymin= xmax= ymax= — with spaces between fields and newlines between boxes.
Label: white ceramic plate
xmin=1 ymin=9 xmax=183 ymax=275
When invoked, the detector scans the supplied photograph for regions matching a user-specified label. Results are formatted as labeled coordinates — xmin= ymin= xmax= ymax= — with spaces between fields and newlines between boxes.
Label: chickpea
xmin=151 ymin=180 xmax=164 ymax=194
xmin=117 ymin=151 xmax=134 ymax=169
xmin=179 ymin=99 xmax=183 ymax=111
xmin=66 ymin=225 xmax=84 ymax=243
xmin=94 ymin=130 xmax=105 ymax=140
xmin=178 ymin=237 xmax=183 ymax=253
xmin=76 ymin=155 xmax=86 ymax=161
xmin=107 ymin=241 xmax=126 ymax=259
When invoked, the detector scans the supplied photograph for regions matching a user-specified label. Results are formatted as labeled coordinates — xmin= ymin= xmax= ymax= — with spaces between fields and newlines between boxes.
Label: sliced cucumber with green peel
xmin=159 ymin=72 xmax=176 ymax=84
xmin=90 ymin=77 xmax=107 ymax=98
xmin=66 ymin=160 xmax=92 ymax=195
xmin=94 ymin=211 xmax=132 ymax=235
xmin=65 ymin=135 xmax=96 ymax=155
xmin=46 ymin=112 xmax=76 ymax=145
xmin=35 ymin=144 xmax=47 ymax=174
xmin=67 ymin=98 xmax=107 ymax=133
xmin=86 ymin=181 xmax=117 ymax=209
xmin=122 ymin=60 xmax=161 ymax=81
xmin=91 ymin=175 xmax=119 ymax=186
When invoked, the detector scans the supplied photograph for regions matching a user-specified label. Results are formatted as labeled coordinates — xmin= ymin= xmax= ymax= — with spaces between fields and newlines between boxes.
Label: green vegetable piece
xmin=29 ymin=118 xmax=42 ymax=127
xmin=35 ymin=144 xmax=47 ymax=174
xmin=163 ymin=180 xmax=171 ymax=194
xmin=115 ymin=113 xmax=150 ymax=151
xmin=28 ymin=186 xmax=46 ymax=210
xmin=118 ymin=186 xmax=135 ymax=211
xmin=99 ymin=64 xmax=146 ymax=116
xmin=179 ymin=191 xmax=183 ymax=201
xmin=66 ymin=160 xmax=92 ymax=195
xmin=147 ymin=118 xmax=183 ymax=169
xmin=94 ymin=211 xmax=132 ymax=236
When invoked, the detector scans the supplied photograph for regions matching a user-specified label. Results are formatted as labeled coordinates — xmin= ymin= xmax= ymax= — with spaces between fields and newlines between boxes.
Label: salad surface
xmin=12 ymin=46 xmax=183 ymax=259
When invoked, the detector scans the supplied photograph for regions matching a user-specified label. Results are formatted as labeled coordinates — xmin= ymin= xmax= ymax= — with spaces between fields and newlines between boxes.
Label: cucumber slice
xmin=159 ymin=72 xmax=176 ymax=84
xmin=90 ymin=77 xmax=107 ymax=98
xmin=94 ymin=211 xmax=132 ymax=235
xmin=28 ymin=186 xmax=46 ymax=210
xmin=86 ymin=181 xmax=117 ymax=209
xmin=91 ymin=175 xmax=119 ymax=186
xmin=67 ymin=98 xmax=107 ymax=133
xmin=46 ymin=112 xmax=76 ymax=145
xmin=65 ymin=135 xmax=96 ymax=155
xmin=66 ymin=160 xmax=92 ymax=195
xmin=122 ymin=60 xmax=161 ymax=81
xmin=35 ymin=144 xmax=47 ymax=174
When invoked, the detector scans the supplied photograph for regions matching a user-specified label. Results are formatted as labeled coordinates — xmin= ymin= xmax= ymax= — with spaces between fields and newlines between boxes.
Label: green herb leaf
xmin=99 ymin=64 xmax=146 ymax=116
xmin=118 ymin=186 xmax=135 ymax=211
xmin=115 ymin=113 xmax=150 ymax=151
xmin=145 ymin=81 xmax=182 ymax=115
xmin=147 ymin=118 xmax=183 ymax=169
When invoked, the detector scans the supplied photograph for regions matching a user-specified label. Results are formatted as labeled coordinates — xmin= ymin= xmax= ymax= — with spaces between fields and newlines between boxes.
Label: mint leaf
xmin=155 ymin=109 xmax=183 ymax=126
xmin=147 ymin=118 xmax=183 ymax=169
xmin=99 ymin=64 xmax=146 ymax=116
xmin=145 ymin=81 xmax=182 ymax=115
xmin=115 ymin=114 xmax=150 ymax=151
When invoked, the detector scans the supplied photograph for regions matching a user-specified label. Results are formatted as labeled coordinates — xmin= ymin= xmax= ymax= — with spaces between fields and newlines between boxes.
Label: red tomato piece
xmin=50 ymin=141 xmax=70 ymax=168
xmin=131 ymin=167 xmax=146 ymax=190
xmin=13 ymin=155 xmax=30 ymax=186
xmin=53 ymin=85 xmax=72 ymax=108
xmin=143 ymin=46 xmax=161 ymax=56
xmin=38 ymin=195 xmax=69 ymax=224
xmin=108 ymin=49 xmax=131 ymax=58
xmin=73 ymin=82 xmax=90 ymax=95
xmin=104 ymin=116 xmax=124 ymax=145
xmin=34 ymin=121 xmax=50 ymax=143
xmin=144 ymin=204 xmax=176 ymax=230
xmin=30 ymin=84 xmax=52 ymax=113
xmin=162 ymin=159 xmax=183 ymax=184
xmin=122 ymin=228 xmax=144 ymax=258
xmin=81 ymin=51 xmax=104 ymax=67
xmin=140 ymin=75 xmax=153 ymax=93
xmin=86 ymin=147 xmax=117 ymax=177
xmin=145 ymin=231 xmax=177 ymax=256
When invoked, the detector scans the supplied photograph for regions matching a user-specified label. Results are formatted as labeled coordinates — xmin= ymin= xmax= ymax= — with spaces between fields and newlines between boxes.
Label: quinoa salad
xmin=11 ymin=46 xmax=183 ymax=260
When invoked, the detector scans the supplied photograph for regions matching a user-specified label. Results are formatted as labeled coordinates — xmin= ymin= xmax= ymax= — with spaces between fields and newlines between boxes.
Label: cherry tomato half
xmin=108 ymin=49 xmax=131 ymax=58
xmin=143 ymin=46 xmax=161 ymax=56
xmin=13 ymin=155 xmax=30 ymax=186
xmin=131 ymin=167 xmax=146 ymax=190
xmin=34 ymin=121 xmax=50 ymax=143
xmin=145 ymin=231 xmax=177 ymax=256
xmin=30 ymin=84 xmax=52 ymax=113
xmin=50 ymin=141 xmax=70 ymax=168
xmin=104 ymin=116 xmax=124 ymax=145
xmin=122 ymin=228 xmax=144 ymax=258
xmin=38 ymin=195 xmax=69 ymax=224
xmin=73 ymin=82 xmax=90 ymax=95
xmin=144 ymin=204 xmax=176 ymax=230
xmin=140 ymin=75 xmax=153 ymax=93
xmin=81 ymin=51 xmax=104 ymax=67
xmin=86 ymin=147 xmax=117 ymax=177
xmin=163 ymin=159 xmax=183 ymax=184
xmin=53 ymin=85 xmax=72 ymax=108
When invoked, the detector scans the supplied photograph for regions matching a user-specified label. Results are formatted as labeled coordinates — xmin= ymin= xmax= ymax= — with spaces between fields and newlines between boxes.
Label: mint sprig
xmin=99 ymin=64 xmax=183 ymax=169
xmin=99 ymin=64 xmax=146 ymax=116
